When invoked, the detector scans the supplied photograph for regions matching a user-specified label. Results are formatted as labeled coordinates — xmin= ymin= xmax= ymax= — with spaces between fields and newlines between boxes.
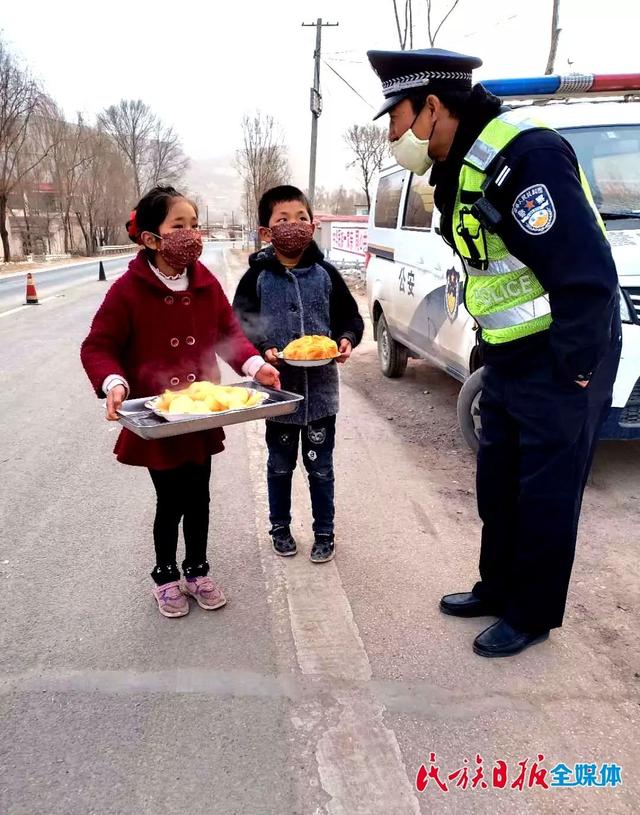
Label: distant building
xmin=313 ymin=213 xmax=368 ymax=264
xmin=4 ymin=183 xmax=83 ymax=260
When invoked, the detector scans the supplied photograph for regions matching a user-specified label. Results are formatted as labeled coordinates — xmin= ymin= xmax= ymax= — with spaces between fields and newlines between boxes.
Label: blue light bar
xmin=481 ymin=73 xmax=640 ymax=99
xmin=483 ymin=76 xmax=563 ymax=97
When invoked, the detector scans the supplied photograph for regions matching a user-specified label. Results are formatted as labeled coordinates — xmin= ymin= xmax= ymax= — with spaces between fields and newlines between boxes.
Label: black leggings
xmin=148 ymin=458 xmax=211 ymax=585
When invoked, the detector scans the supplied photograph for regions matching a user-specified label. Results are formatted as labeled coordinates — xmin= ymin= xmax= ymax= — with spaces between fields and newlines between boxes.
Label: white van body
xmin=366 ymin=101 xmax=640 ymax=440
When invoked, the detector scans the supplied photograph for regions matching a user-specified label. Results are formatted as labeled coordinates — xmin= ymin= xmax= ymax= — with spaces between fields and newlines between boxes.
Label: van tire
xmin=377 ymin=313 xmax=408 ymax=378
xmin=457 ymin=367 xmax=484 ymax=453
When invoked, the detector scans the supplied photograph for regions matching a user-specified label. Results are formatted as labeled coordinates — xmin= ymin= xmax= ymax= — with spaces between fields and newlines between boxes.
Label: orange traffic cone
xmin=25 ymin=273 xmax=39 ymax=305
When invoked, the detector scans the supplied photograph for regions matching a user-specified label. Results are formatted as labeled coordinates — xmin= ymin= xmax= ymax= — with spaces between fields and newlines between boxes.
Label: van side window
xmin=374 ymin=171 xmax=404 ymax=228
xmin=403 ymin=173 xmax=434 ymax=230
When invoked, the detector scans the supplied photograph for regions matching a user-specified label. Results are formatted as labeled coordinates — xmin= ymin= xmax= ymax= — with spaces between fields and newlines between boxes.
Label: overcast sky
xmin=2 ymin=0 xmax=639 ymax=215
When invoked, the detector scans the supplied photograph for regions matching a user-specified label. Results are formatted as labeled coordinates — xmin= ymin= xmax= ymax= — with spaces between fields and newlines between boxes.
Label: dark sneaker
xmin=271 ymin=525 xmax=297 ymax=557
xmin=310 ymin=534 xmax=335 ymax=563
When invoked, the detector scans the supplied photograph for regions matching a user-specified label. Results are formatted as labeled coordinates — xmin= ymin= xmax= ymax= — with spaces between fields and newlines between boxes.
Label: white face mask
xmin=391 ymin=127 xmax=433 ymax=175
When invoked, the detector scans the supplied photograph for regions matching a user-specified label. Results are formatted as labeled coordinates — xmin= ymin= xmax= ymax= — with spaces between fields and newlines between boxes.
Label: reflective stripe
xmin=466 ymin=254 xmax=527 ymax=276
xmin=495 ymin=164 xmax=512 ymax=187
xmin=465 ymin=113 xmax=545 ymax=171
xmin=476 ymin=295 xmax=551 ymax=329
xmin=558 ymin=73 xmax=594 ymax=94
xmin=465 ymin=139 xmax=501 ymax=172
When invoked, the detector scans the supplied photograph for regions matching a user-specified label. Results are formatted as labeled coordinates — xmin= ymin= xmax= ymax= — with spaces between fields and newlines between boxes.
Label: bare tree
xmin=426 ymin=0 xmax=463 ymax=46
xmin=147 ymin=122 xmax=189 ymax=189
xmin=392 ymin=0 xmax=414 ymax=50
xmin=344 ymin=124 xmax=389 ymax=211
xmin=41 ymin=110 xmax=93 ymax=252
xmin=98 ymin=100 xmax=157 ymax=197
xmin=98 ymin=100 xmax=188 ymax=197
xmin=0 ymin=41 xmax=184 ymax=262
xmin=93 ymin=144 xmax=134 ymax=247
xmin=0 ymin=37 xmax=52 ymax=261
xmin=545 ymin=0 xmax=561 ymax=75
xmin=314 ymin=186 xmax=362 ymax=216
xmin=235 ymin=112 xmax=289 ymax=248
xmin=391 ymin=1 xmax=463 ymax=50
xmin=77 ymin=129 xmax=133 ymax=254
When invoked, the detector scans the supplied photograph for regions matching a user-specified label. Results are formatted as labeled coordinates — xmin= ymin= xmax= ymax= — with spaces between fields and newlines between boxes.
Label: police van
xmin=366 ymin=73 xmax=640 ymax=449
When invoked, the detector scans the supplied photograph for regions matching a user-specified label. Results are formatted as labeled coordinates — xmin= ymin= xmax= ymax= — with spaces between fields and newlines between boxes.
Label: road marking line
xmin=246 ymin=420 xmax=420 ymax=814
xmin=0 ymin=295 xmax=62 ymax=318
xmin=1 ymin=665 xmax=624 ymax=714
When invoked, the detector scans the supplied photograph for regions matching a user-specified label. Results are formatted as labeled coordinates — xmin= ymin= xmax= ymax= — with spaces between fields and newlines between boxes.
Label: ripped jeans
xmin=265 ymin=415 xmax=336 ymax=536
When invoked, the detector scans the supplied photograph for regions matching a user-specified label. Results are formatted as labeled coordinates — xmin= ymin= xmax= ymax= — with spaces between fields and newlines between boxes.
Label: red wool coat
xmin=81 ymin=251 xmax=259 ymax=469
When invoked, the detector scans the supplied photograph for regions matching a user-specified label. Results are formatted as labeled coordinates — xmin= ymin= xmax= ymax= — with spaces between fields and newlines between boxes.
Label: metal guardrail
xmin=43 ymin=253 xmax=72 ymax=262
xmin=20 ymin=253 xmax=72 ymax=263
xmin=98 ymin=245 xmax=135 ymax=254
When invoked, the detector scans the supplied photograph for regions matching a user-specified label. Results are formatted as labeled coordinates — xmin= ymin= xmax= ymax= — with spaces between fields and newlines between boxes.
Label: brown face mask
xmin=153 ymin=229 xmax=203 ymax=270
xmin=269 ymin=222 xmax=314 ymax=259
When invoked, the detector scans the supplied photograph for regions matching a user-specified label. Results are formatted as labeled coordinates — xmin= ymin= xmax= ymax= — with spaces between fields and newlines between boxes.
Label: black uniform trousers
xmin=472 ymin=338 xmax=621 ymax=632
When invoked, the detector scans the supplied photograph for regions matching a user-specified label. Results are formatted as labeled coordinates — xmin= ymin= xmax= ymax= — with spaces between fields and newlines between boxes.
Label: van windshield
xmin=560 ymin=125 xmax=640 ymax=218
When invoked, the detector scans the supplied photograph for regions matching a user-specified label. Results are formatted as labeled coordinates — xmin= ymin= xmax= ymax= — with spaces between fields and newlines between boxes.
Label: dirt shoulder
xmin=344 ymin=286 xmax=640 ymax=688
xmin=227 ymin=248 xmax=640 ymax=685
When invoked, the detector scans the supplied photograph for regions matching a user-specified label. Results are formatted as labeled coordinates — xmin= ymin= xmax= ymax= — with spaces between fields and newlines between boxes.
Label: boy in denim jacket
xmin=233 ymin=186 xmax=364 ymax=562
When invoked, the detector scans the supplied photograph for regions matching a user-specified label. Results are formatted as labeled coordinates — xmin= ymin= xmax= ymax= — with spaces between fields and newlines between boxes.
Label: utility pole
xmin=302 ymin=17 xmax=338 ymax=206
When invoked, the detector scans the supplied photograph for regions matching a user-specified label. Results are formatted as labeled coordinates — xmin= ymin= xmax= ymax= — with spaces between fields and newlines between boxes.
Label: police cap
xmin=367 ymin=47 xmax=482 ymax=119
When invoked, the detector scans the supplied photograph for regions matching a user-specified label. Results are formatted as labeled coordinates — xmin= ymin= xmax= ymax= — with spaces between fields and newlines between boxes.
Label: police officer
xmin=368 ymin=48 xmax=621 ymax=657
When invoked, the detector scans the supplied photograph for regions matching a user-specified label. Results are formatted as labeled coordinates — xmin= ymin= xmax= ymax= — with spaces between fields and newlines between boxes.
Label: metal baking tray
xmin=117 ymin=381 xmax=303 ymax=440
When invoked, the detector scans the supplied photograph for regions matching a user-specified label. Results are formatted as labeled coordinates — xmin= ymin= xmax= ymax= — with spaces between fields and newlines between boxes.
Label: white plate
xmin=277 ymin=353 xmax=337 ymax=368
xmin=146 ymin=389 xmax=267 ymax=422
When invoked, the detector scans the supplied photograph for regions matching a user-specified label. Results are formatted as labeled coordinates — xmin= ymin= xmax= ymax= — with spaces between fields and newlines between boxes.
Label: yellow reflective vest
xmin=452 ymin=109 xmax=605 ymax=345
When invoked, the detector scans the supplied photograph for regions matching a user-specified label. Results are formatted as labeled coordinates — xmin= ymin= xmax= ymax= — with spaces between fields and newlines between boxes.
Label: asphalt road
xmin=0 ymin=246 xmax=638 ymax=815
xmin=0 ymin=255 xmax=135 ymax=313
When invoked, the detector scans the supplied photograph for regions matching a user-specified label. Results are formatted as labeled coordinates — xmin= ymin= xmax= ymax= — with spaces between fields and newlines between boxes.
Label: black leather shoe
xmin=439 ymin=592 xmax=500 ymax=618
xmin=473 ymin=619 xmax=549 ymax=658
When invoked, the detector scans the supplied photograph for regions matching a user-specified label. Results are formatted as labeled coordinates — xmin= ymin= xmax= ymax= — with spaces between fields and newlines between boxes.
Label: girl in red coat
xmin=81 ymin=186 xmax=280 ymax=618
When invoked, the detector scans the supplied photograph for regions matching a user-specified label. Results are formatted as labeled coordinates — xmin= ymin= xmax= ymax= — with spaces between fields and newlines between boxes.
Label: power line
xmin=462 ymin=13 xmax=520 ymax=39
xmin=323 ymin=60 xmax=375 ymax=110
xmin=324 ymin=57 xmax=366 ymax=64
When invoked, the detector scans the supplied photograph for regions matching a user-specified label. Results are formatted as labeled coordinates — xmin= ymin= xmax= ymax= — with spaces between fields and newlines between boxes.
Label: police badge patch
xmin=445 ymin=267 xmax=460 ymax=321
xmin=512 ymin=184 xmax=556 ymax=235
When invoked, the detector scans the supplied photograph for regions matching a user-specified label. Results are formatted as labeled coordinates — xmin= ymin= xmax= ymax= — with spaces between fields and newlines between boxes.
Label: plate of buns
xmin=278 ymin=335 xmax=339 ymax=367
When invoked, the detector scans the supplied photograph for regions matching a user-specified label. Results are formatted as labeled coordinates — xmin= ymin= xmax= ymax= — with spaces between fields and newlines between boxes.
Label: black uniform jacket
xmin=432 ymin=85 xmax=620 ymax=382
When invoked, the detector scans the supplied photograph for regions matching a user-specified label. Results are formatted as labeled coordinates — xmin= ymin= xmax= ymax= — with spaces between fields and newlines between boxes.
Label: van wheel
xmin=377 ymin=313 xmax=408 ymax=378
xmin=457 ymin=367 xmax=484 ymax=453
